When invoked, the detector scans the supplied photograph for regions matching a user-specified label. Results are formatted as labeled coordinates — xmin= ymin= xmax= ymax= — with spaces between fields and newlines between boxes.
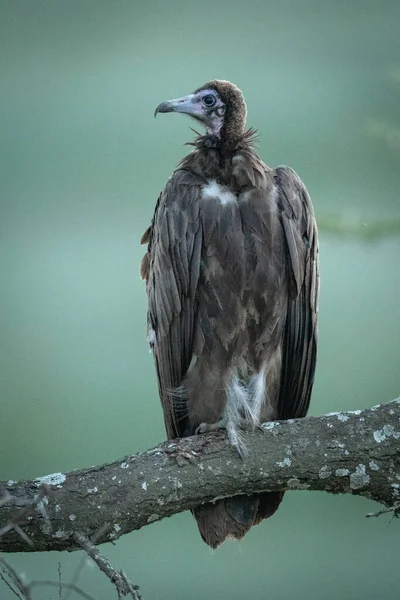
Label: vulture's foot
xmin=165 ymin=448 xmax=198 ymax=466
xmin=195 ymin=418 xmax=249 ymax=458
xmin=195 ymin=419 xmax=226 ymax=435
xmin=226 ymin=421 xmax=248 ymax=460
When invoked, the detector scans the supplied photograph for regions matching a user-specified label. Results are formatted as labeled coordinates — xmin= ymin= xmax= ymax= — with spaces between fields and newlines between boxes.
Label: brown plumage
xmin=141 ymin=80 xmax=319 ymax=548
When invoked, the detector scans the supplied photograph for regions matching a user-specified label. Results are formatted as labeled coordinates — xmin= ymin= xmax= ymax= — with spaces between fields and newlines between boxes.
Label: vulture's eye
xmin=203 ymin=95 xmax=216 ymax=107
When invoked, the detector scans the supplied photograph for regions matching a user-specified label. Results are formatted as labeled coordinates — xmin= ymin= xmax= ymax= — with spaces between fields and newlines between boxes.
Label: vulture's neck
xmin=221 ymin=114 xmax=246 ymax=147
xmin=199 ymin=113 xmax=247 ymax=153
xmin=180 ymin=127 xmax=264 ymax=190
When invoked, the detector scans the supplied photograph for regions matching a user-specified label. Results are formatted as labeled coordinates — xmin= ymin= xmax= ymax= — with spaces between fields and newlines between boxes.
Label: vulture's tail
xmin=192 ymin=491 xmax=284 ymax=549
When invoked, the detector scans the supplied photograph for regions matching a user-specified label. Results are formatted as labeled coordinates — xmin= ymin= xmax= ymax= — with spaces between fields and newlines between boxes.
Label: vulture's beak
xmin=154 ymin=94 xmax=198 ymax=118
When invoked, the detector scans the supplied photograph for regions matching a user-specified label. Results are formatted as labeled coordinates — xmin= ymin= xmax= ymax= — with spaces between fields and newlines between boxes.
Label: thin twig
xmin=74 ymin=532 xmax=142 ymax=600
xmin=63 ymin=524 xmax=112 ymax=600
xmin=0 ymin=571 xmax=25 ymax=600
xmin=58 ymin=561 xmax=62 ymax=600
xmin=0 ymin=555 xmax=30 ymax=600
xmin=13 ymin=526 xmax=33 ymax=548
xmin=0 ymin=555 xmax=97 ymax=600
xmin=0 ymin=485 xmax=49 ymax=545
xmin=365 ymin=504 xmax=400 ymax=519
xmin=28 ymin=581 xmax=96 ymax=600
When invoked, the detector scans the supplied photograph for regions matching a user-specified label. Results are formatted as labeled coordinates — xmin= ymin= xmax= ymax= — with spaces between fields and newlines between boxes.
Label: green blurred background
xmin=1 ymin=1 xmax=399 ymax=598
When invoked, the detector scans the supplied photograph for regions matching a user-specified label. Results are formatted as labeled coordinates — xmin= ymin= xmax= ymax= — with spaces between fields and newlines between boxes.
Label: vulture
xmin=140 ymin=80 xmax=319 ymax=548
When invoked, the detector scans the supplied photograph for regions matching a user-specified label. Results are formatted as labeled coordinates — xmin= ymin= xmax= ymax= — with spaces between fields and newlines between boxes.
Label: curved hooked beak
xmin=154 ymin=94 xmax=198 ymax=118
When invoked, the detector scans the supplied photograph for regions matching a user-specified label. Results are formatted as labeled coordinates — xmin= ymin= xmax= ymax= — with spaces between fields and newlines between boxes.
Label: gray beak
xmin=154 ymin=94 xmax=197 ymax=118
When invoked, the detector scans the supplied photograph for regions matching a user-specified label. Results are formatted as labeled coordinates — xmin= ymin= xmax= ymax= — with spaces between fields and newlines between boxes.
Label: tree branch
xmin=1 ymin=399 xmax=399 ymax=553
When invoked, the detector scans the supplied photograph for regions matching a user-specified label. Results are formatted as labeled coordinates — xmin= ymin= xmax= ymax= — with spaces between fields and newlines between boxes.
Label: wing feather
xmin=275 ymin=166 xmax=319 ymax=419
xmin=142 ymin=170 xmax=204 ymax=437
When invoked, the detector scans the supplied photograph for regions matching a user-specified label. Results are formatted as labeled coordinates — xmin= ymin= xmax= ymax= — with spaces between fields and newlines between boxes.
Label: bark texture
xmin=1 ymin=399 xmax=399 ymax=553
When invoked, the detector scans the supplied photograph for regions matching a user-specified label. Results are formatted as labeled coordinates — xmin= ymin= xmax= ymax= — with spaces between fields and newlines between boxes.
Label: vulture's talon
xmin=231 ymin=439 xmax=249 ymax=460
xmin=226 ymin=423 xmax=248 ymax=459
xmin=195 ymin=420 xmax=225 ymax=435
xmin=166 ymin=450 xmax=197 ymax=466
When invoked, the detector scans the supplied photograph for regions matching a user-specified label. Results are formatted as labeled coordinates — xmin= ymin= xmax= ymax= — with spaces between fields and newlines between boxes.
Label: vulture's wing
xmin=275 ymin=166 xmax=319 ymax=419
xmin=141 ymin=170 xmax=204 ymax=438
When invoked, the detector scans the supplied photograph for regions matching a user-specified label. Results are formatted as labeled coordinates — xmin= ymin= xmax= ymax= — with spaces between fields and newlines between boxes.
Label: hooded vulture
xmin=140 ymin=80 xmax=319 ymax=548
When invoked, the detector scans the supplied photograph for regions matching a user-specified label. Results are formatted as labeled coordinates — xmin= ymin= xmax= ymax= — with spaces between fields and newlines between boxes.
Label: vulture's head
xmin=155 ymin=80 xmax=247 ymax=141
